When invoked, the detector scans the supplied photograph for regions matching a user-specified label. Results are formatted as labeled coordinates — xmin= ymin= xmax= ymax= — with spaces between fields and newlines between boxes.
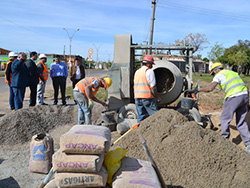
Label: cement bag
xmin=55 ymin=167 xmax=108 ymax=188
xmin=53 ymin=150 xmax=104 ymax=172
xmin=104 ymin=148 xmax=127 ymax=185
xmin=112 ymin=157 xmax=161 ymax=188
xmin=44 ymin=179 xmax=57 ymax=188
xmin=60 ymin=125 xmax=111 ymax=154
xmin=29 ymin=133 xmax=54 ymax=174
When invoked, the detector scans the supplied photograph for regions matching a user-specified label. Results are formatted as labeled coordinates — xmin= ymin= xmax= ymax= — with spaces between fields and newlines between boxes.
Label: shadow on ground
xmin=0 ymin=177 xmax=21 ymax=188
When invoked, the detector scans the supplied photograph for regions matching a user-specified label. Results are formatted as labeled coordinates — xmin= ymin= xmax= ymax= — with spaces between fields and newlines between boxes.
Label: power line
xmin=158 ymin=0 xmax=250 ymax=23
xmin=0 ymin=15 xmax=61 ymax=39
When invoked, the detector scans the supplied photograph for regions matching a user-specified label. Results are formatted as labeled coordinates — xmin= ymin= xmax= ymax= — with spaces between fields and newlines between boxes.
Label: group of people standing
xmin=4 ymin=51 xmax=111 ymax=128
xmin=5 ymin=51 xmax=47 ymax=111
xmin=4 ymin=52 xmax=87 ymax=110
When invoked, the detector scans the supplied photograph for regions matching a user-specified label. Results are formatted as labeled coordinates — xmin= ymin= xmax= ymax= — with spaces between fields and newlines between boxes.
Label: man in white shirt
xmin=134 ymin=55 xmax=160 ymax=123
xmin=194 ymin=62 xmax=250 ymax=154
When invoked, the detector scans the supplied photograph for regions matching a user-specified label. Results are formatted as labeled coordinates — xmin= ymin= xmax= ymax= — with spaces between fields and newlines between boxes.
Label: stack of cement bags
xmin=52 ymin=125 xmax=111 ymax=188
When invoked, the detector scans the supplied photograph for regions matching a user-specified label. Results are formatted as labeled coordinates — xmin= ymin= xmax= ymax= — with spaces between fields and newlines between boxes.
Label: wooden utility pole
xmin=149 ymin=0 xmax=156 ymax=55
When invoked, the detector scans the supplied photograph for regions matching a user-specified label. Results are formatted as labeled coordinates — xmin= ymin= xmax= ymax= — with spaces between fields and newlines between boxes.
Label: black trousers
xmin=52 ymin=77 xmax=66 ymax=104
xmin=29 ymin=83 xmax=37 ymax=106
xmin=72 ymin=79 xmax=81 ymax=89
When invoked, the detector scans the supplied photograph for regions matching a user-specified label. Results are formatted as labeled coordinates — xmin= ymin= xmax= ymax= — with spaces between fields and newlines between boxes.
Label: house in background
xmin=0 ymin=48 xmax=11 ymax=70
xmin=153 ymin=55 xmax=209 ymax=73
xmin=0 ymin=47 xmax=84 ymax=70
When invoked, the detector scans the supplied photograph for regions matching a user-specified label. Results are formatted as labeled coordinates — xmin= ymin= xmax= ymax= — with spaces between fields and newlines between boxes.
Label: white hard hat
xmin=39 ymin=54 xmax=47 ymax=59
xmin=8 ymin=51 xmax=18 ymax=57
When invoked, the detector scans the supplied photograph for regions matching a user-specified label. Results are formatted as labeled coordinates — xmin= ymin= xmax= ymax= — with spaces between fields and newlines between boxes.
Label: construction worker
xmin=73 ymin=77 xmax=112 ymax=125
xmin=5 ymin=51 xmax=18 ymax=111
xmin=193 ymin=62 xmax=250 ymax=154
xmin=134 ymin=55 xmax=160 ymax=123
xmin=36 ymin=54 xmax=48 ymax=105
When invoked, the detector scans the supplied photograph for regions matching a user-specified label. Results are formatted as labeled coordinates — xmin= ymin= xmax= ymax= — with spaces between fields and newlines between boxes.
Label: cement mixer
xmin=102 ymin=34 xmax=201 ymax=134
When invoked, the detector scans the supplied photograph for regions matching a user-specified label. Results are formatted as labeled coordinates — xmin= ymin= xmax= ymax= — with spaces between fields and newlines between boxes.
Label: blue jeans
xmin=135 ymin=98 xmax=158 ymax=123
xmin=12 ymin=87 xmax=26 ymax=111
xmin=9 ymin=86 xmax=15 ymax=110
xmin=73 ymin=91 xmax=91 ymax=125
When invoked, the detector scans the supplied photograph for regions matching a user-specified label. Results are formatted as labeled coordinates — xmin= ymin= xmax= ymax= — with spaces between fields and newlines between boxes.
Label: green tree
xmin=219 ymin=40 xmax=250 ymax=74
xmin=203 ymin=57 xmax=209 ymax=62
xmin=228 ymin=51 xmax=248 ymax=74
xmin=208 ymin=42 xmax=225 ymax=62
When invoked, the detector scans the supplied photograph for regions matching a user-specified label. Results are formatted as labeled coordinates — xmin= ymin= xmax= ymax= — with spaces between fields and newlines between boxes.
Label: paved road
xmin=0 ymin=69 xmax=109 ymax=115
xmin=0 ymin=69 xmax=108 ymax=94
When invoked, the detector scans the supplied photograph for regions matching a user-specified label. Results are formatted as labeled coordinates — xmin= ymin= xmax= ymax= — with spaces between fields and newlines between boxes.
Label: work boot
xmin=246 ymin=145 xmax=250 ymax=155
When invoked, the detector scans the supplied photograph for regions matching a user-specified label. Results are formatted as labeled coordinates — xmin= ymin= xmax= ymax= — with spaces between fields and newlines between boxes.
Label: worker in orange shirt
xmin=134 ymin=55 xmax=160 ymax=123
xmin=73 ymin=77 xmax=112 ymax=124
xmin=5 ymin=52 xmax=18 ymax=111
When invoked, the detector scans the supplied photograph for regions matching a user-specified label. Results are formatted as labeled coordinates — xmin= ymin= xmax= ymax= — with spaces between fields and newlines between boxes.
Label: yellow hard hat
xmin=210 ymin=62 xmax=224 ymax=75
xmin=103 ymin=77 xmax=112 ymax=89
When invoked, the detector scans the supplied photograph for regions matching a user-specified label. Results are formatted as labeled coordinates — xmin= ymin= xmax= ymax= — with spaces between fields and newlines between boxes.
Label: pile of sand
xmin=0 ymin=104 xmax=105 ymax=145
xmin=1 ymin=104 xmax=250 ymax=187
xmin=114 ymin=108 xmax=250 ymax=188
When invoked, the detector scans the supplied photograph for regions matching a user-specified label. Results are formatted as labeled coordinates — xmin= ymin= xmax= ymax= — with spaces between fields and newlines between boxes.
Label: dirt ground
xmin=113 ymin=109 xmax=250 ymax=188
xmin=0 ymin=78 xmax=250 ymax=187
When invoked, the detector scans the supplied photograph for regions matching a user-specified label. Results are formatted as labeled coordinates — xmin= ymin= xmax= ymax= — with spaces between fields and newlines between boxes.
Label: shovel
xmin=111 ymin=123 xmax=140 ymax=146
xmin=139 ymin=135 xmax=167 ymax=188
xmin=38 ymin=167 xmax=54 ymax=188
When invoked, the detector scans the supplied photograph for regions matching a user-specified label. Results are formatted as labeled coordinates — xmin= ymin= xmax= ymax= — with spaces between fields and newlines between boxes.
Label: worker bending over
xmin=134 ymin=55 xmax=160 ymax=123
xmin=73 ymin=77 xmax=112 ymax=125
xmin=193 ymin=63 xmax=250 ymax=154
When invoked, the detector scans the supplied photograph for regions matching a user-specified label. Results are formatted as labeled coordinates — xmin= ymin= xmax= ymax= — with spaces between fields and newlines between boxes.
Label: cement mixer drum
xmin=153 ymin=60 xmax=183 ymax=105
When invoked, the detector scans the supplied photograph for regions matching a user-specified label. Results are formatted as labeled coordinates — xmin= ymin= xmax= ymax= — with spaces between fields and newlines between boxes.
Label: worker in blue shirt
xmin=50 ymin=55 xmax=68 ymax=105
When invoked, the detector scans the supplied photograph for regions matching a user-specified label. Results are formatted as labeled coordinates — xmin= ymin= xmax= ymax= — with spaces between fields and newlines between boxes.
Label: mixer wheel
xmin=118 ymin=103 xmax=137 ymax=123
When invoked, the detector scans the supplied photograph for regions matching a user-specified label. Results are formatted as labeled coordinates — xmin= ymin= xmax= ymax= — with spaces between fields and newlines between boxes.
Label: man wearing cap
xmin=5 ymin=52 xmax=18 ymax=111
xmin=134 ymin=55 xmax=160 ymax=123
xmin=37 ymin=54 xmax=48 ymax=105
xmin=73 ymin=77 xmax=112 ymax=125
xmin=11 ymin=52 xmax=30 ymax=110
xmin=25 ymin=51 xmax=45 ymax=107
xmin=193 ymin=62 xmax=250 ymax=154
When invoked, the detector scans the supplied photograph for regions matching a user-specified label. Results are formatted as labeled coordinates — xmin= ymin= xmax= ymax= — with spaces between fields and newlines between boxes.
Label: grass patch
xmin=66 ymin=86 xmax=73 ymax=99
xmin=193 ymin=73 xmax=250 ymax=86
xmin=192 ymin=73 xmax=213 ymax=84
xmin=95 ymin=87 xmax=107 ymax=101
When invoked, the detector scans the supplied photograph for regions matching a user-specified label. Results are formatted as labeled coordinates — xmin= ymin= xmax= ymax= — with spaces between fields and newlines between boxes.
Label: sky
xmin=0 ymin=0 xmax=250 ymax=62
